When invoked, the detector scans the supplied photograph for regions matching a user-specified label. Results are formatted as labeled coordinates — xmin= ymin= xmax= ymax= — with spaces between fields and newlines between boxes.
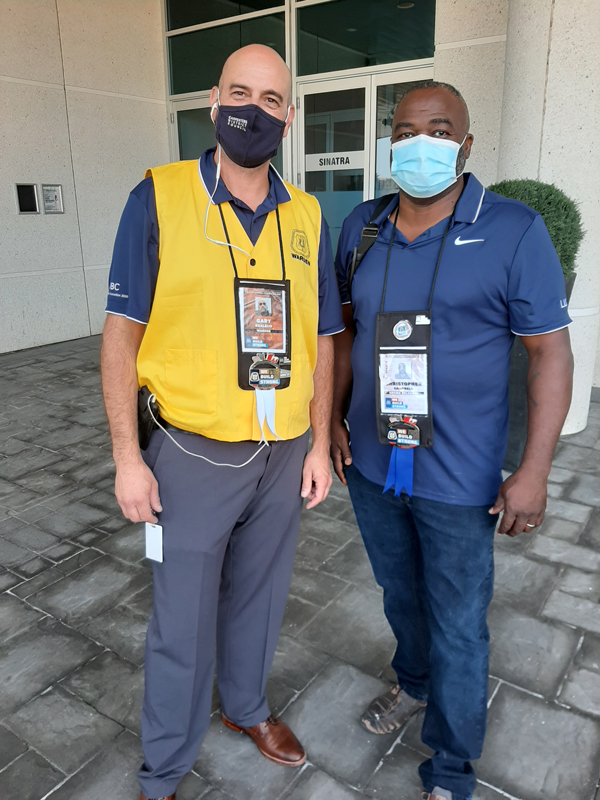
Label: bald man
xmin=102 ymin=45 xmax=343 ymax=800
xmin=332 ymin=82 xmax=572 ymax=800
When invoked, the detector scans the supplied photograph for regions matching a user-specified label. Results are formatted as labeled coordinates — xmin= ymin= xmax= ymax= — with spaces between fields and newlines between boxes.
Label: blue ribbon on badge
xmin=383 ymin=446 xmax=414 ymax=497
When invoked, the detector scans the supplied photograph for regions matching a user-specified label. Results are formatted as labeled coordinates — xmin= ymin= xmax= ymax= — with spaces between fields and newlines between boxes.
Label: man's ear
xmin=283 ymin=105 xmax=295 ymax=138
xmin=209 ymin=86 xmax=219 ymax=123
xmin=464 ymin=133 xmax=474 ymax=160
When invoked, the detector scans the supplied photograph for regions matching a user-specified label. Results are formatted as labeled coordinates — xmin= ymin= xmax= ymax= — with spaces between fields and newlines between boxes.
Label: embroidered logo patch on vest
xmin=291 ymin=229 xmax=310 ymax=265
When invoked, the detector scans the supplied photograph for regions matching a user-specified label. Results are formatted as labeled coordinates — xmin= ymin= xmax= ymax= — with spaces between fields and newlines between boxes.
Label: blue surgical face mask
xmin=390 ymin=134 xmax=467 ymax=198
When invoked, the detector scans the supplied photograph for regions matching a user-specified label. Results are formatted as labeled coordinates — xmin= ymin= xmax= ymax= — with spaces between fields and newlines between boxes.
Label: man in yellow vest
xmin=101 ymin=45 xmax=343 ymax=800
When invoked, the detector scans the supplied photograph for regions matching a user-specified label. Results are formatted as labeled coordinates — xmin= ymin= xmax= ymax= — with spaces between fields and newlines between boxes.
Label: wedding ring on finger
xmin=526 ymin=523 xmax=536 ymax=528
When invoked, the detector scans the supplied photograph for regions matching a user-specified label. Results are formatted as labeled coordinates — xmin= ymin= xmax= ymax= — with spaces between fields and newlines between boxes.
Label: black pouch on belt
xmin=137 ymin=385 xmax=158 ymax=451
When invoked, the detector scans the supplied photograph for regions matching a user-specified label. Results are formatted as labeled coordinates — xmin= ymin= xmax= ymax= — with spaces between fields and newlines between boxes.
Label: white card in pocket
xmin=145 ymin=522 xmax=163 ymax=562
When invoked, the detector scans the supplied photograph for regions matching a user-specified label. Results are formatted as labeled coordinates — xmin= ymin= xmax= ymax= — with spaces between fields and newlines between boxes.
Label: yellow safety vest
xmin=137 ymin=159 xmax=321 ymax=442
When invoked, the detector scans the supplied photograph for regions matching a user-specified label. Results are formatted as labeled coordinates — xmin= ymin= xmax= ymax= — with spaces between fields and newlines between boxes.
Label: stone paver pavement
xmin=1 ymin=335 xmax=600 ymax=800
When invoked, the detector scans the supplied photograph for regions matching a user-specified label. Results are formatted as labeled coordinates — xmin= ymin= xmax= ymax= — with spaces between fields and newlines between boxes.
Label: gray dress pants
xmin=137 ymin=427 xmax=308 ymax=799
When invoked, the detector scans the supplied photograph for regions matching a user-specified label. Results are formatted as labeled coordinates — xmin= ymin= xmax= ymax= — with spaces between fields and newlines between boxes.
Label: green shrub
xmin=487 ymin=179 xmax=583 ymax=277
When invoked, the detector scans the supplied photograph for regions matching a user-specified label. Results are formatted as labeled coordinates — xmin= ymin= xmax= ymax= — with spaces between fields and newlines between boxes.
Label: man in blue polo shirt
xmin=331 ymin=81 xmax=573 ymax=800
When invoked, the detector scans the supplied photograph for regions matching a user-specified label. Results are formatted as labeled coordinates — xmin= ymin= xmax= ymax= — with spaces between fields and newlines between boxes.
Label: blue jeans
xmin=345 ymin=465 xmax=497 ymax=800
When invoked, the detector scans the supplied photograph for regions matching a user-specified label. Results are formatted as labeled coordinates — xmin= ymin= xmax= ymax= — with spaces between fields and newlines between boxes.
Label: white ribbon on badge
xmin=255 ymin=388 xmax=279 ymax=443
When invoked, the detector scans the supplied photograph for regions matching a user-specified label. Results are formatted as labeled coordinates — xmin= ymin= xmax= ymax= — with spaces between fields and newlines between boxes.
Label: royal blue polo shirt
xmin=336 ymin=173 xmax=571 ymax=506
xmin=106 ymin=147 xmax=344 ymax=336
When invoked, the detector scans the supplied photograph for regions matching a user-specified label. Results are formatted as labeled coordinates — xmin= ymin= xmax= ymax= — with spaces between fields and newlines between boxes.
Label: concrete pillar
xmin=497 ymin=0 xmax=600 ymax=433
xmin=434 ymin=0 xmax=508 ymax=187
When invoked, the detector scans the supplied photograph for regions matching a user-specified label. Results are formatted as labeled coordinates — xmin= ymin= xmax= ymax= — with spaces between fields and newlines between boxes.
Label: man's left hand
xmin=489 ymin=466 xmax=547 ymax=536
xmin=301 ymin=447 xmax=333 ymax=509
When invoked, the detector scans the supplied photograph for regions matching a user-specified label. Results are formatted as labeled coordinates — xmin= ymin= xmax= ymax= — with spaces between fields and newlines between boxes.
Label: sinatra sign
xmin=305 ymin=151 xmax=364 ymax=172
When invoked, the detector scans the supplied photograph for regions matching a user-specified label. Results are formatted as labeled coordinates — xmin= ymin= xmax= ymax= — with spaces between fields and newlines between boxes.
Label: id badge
xmin=375 ymin=310 xmax=434 ymax=448
xmin=145 ymin=522 xmax=163 ymax=562
xmin=234 ymin=277 xmax=292 ymax=391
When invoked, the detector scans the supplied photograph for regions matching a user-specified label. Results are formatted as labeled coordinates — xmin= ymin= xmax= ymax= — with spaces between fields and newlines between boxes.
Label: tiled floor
xmin=1 ymin=335 xmax=600 ymax=800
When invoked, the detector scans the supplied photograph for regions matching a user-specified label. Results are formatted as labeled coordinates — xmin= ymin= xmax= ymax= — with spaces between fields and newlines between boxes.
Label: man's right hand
xmin=331 ymin=419 xmax=352 ymax=485
xmin=115 ymin=458 xmax=162 ymax=523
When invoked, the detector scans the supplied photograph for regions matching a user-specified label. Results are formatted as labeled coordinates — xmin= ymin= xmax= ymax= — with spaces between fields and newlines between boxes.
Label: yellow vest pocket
xmin=164 ymin=349 xmax=218 ymax=421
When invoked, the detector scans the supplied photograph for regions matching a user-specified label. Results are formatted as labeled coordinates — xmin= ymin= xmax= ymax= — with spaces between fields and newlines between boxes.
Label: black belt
xmin=158 ymin=416 xmax=194 ymax=435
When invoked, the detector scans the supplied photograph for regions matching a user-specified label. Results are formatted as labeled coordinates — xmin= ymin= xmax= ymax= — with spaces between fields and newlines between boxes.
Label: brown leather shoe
xmin=222 ymin=713 xmax=306 ymax=767
xmin=138 ymin=793 xmax=176 ymax=799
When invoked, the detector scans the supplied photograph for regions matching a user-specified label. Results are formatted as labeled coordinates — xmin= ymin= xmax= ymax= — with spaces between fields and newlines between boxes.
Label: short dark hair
xmin=399 ymin=80 xmax=470 ymax=128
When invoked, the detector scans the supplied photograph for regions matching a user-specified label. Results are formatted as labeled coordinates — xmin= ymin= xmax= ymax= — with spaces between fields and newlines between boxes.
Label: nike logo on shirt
xmin=455 ymin=236 xmax=485 ymax=245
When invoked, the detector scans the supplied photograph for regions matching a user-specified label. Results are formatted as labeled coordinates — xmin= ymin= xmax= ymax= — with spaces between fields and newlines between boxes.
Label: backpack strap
xmin=347 ymin=193 xmax=396 ymax=301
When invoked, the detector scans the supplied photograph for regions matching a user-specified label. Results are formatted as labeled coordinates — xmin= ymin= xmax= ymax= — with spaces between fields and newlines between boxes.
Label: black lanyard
xmin=379 ymin=205 xmax=454 ymax=314
xmin=218 ymin=203 xmax=287 ymax=281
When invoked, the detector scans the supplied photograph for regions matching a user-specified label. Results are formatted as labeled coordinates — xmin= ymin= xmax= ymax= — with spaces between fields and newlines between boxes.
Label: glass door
xmin=371 ymin=74 xmax=428 ymax=198
xmin=297 ymin=76 xmax=370 ymax=250
xmin=171 ymin=97 xmax=214 ymax=161
xmin=296 ymin=68 xmax=433 ymax=249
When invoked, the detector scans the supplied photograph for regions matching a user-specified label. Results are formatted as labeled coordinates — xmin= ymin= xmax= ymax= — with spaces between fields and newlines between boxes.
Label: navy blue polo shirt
xmin=106 ymin=147 xmax=344 ymax=336
xmin=336 ymin=174 xmax=571 ymax=506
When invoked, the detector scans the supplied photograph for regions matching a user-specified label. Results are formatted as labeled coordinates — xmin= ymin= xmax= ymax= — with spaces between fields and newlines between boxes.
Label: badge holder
xmin=375 ymin=311 xmax=433 ymax=449
xmin=217 ymin=204 xmax=293 ymax=441
xmin=233 ymin=277 xmax=292 ymax=391
xmin=217 ymin=203 xmax=293 ymax=394
xmin=373 ymin=210 xmax=454 ymax=454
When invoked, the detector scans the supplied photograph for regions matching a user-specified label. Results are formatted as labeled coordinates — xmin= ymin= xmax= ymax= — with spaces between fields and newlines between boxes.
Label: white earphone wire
xmin=201 ymin=146 xmax=253 ymax=258
xmin=147 ymin=393 xmax=269 ymax=468
xmin=202 ymin=94 xmax=252 ymax=258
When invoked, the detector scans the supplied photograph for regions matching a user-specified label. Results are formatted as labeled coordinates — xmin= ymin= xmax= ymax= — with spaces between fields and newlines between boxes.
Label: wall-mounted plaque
xmin=41 ymin=184 xmax=64 ymax=214
xmin=16 ymin=184 xmax=39 ymax=214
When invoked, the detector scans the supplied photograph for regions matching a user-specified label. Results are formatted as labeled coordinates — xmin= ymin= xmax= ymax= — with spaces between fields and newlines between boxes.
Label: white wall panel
xmin=595 ymin=328 xmax=600 ymax=387
xmin=0 ymin=271 xmax=90 ymax=353
xmin=538 ymin=1 xmax=600 ymax=409
xmin=434 ymin=41 xmax=506 ymax=187
xmin=539 ymin=1 xmax=600 ymax=310
xmin=66 ymin=89 xmax=169 ymax=268
xmin=57 ymin=0 xmax=166 ymax=100
xmin=435 ymin=0 xmax=508 ymax=44
xmin=84 ymin=266 xmax=111 ymax=336
xmin=0 ymin=1 xmax=63 ymax=84
xmin=564 ymin=313 xmax=600 ymax=433
xmin=0 ymin=0 xmax=169 ymax=352
xmin=496 ymin=0 xmax=553 ymax=180
xmin=0 ymin=80 xmax=82 ymax=275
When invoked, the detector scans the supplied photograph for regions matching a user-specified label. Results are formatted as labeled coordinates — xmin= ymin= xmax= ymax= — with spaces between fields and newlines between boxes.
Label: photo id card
xmin=145 ymin=522 xmax=163 ymax=562
xmin=239 ymin=284 xmax=287 ymax=353
xmin=379 ymin=353 xmax=429 ymax=416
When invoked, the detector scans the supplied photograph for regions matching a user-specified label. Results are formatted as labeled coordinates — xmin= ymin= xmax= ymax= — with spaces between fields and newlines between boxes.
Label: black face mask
xmin=214 ymin=103 xmax=287 ymax=169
